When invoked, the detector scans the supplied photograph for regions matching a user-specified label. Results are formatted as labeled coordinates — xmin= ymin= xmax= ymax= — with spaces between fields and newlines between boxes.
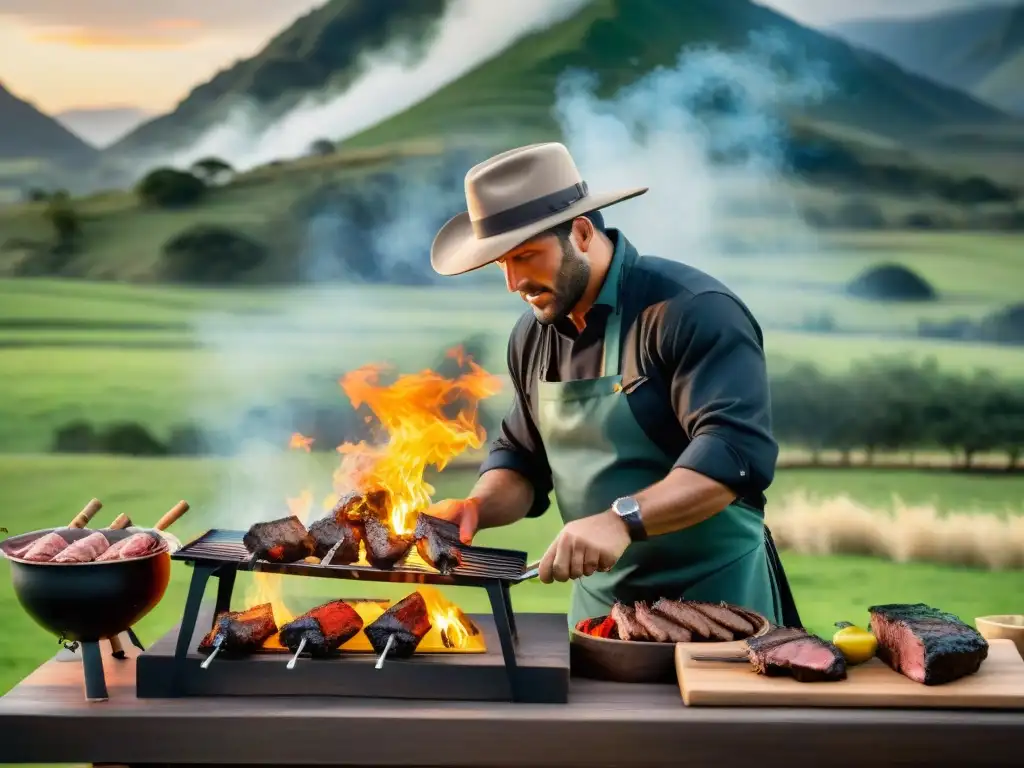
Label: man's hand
xmin=537 ymin=509 xmax=630 ymax=583
xmin=422 ymin=497 xmax=480 ymax=545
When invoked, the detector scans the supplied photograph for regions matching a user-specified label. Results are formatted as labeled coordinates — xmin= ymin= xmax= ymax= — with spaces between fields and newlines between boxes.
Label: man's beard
xmin=531 ymin=238 xmax=590 ymax=326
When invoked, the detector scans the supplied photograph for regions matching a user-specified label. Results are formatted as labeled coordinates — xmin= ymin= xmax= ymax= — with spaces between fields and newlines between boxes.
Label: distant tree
xmin=309 ymin=138 xmax=335 ymax=157
xmin=160 ymin=224 xmax=267 ymax=283
xmin=846 ymin=263 xmax=936 ymax=302
xmin=25 ymin=188 xmax=50 ymax=203
xmin=136 ymin=167 xmax=207 ymax=208
xmin=190 ymin=157 xmax=235 ymax=185
xmin=42 ymin=190 xmax=81 ymax=252
xmin=99 ymin=423 xmax=167 ymax=456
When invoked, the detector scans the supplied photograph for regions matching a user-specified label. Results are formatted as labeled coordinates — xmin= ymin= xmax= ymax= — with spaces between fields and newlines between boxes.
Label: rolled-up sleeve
xmin=478 ymin=323 xmax=553 ymax=518
xmin=660 ymin=291 xmax=778 ymax=497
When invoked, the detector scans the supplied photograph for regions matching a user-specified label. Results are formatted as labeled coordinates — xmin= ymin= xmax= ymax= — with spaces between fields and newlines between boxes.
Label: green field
xmin=1 ymin=455 xmax=1022 ymax=699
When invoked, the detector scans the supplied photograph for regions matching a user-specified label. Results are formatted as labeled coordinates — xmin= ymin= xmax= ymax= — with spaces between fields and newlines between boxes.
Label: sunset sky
xmin=0 ymin=0 xmax=1011 ymax=115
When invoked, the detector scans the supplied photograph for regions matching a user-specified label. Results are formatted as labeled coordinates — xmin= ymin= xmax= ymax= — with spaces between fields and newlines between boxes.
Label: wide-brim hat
xmin=431 ymin=142 xmax=647 ymax=276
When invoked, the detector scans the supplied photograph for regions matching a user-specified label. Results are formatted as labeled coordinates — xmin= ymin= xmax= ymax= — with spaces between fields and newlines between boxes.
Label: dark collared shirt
xmin=478 ymin=229 xmax=779 ymax=518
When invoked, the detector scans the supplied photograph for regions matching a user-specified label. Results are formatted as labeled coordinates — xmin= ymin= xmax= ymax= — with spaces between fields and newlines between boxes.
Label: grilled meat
xmin=364 ymin=591 xmax=432 ymax=658
xmin=634 ymin=601 xmax=693 ymax=642
xmin=746 ymin=627 xmax=847 ymax=682
xmin=307 ymin=516 xmax=362 ymax=563
xmin=331 ymin=491 xmax=367 ymax=523
xmin=869 ymin=603 xmax=988 ymax=685
xmin=413 ymin=513 xmax=462 ymax=574
xmin=278 ymin=600 xmax=364 ymax=657
xmin=18 ymin=532 xmax=70 ymax=562
xmin=243 ymin=516 xmax=315 ymax=563
xmin=362 ymin=514 xmax=412 ymax=569
xmin=652 ymin=598 xmax=733 ymax=641
xmin=198 ymin=603 xmax=278 ymax=654
xmin=95 ymin=532 xmax=162 ymax=561
xmin=688 ymin=601 xmax=757 ymax=636
xmin=609 ymin=602 xmax=650 ymax=641
xmin=52 ymin=531 xmax=110 ymax=563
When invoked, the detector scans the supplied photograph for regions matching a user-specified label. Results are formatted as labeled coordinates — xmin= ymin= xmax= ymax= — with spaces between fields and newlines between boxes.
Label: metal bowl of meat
xmin=570 ymin=598 xmax=772 ymax=684
xmin=0 ymin=526 xmax=173 ymax=643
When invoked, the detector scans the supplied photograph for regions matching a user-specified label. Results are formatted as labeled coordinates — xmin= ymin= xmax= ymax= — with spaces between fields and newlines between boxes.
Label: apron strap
xmin=601 ymin=306 xmax=624 ymax=378
xmin=763 ymin=525 xmax=803 ymax=628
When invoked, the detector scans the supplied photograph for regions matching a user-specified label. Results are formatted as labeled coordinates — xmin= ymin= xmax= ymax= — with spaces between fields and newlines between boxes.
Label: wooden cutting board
xmin=676 ymin=638 xmax=1024 ymax=709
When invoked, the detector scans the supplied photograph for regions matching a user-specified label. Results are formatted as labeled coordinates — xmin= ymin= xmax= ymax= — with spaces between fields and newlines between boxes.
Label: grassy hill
xmin=833 ymin=2 xmax=1024 ymax=115
xmin=107 ymin=0 xmax=447 ymax=162
xmin=0 ymin=82 xmax=99 ymax=188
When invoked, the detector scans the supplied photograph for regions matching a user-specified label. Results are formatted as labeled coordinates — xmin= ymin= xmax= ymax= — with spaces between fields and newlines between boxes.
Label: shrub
xmin=833 ymin=198 xmax=886 ymax=229
xmin=99 ymin=423 xmax=167 ymax=456
xmin=160 ymin=224 xmax=267 ymax=283
xmin=845 ymin=263 xmax=936 ymax=301
xmin=52 ymin=421 xmax=100 ymax=453
xmin=190 ymin=157 xmax=234 ymax=185
xmin=136 ymin=167 xmax=207 ymax=208
xmin=167 ymin=424 xmax=210 ymax=455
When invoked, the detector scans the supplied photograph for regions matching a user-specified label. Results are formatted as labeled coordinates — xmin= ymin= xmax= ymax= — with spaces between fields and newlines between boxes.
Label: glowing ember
xmin=289 ymin=432 xmax=314 ymax=452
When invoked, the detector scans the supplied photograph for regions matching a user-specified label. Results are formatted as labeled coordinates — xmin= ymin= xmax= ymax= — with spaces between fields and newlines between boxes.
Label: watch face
xmin=615 ymin=497 xmax=640 ymax=517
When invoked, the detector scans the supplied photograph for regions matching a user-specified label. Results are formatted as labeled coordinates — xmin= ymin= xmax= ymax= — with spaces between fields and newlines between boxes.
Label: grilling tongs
xmin=517 ymin=560 xmax=541 ymax=582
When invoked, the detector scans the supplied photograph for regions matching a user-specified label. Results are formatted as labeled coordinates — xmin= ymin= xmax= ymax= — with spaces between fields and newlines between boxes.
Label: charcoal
xmin=243 ymin=515 xmax=315 ymax=562
xmin=746 ymin=627 xmax=847 ymax=682
xmin=364 ymin=592 xmax=432 ymax=658
xmin=869 ymin=603 xmax=989 ymax=685
xmin=652 ymin=598 xmax=732 ymax=641
xmin=688 ymin=601 xmax=756 ymax=637
xmin=307 ymin=516 xmax=362 ymax=563
xmin=278 ymin=600 xmax=364 ymax=657
xmin=362 ymin=514 xmax=412 ymax=569
xmin=609 ymin=602 xmax=650 ymax=641
xmin=413 ymin=513 xmax=462 ymax=574
xmin=198 ymin=603 xmax=278 ymax=654
xmin=634 ymin=601 xmax=692 ymax=642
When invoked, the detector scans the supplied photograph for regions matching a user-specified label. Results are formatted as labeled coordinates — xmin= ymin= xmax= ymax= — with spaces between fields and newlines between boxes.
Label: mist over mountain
xmin=55 ymin=107 xmax=154 ymax=149
xmin=832 ymin=1 xmax=1024 ymax=115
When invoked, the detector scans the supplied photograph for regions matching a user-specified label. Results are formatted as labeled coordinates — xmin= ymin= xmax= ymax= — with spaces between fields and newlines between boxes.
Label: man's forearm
xmin=633 ymin=467 xmax=737 ymax=536
xmin=469 ymin=468 xmax=535 ymax=529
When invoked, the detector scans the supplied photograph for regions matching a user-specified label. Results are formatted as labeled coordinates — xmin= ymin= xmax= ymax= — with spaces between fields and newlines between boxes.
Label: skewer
xmin=200 ymin=637 xmax=223 ymax=669
xmin=68 ymin=499 xmax=103 ymax=530
xmin=320 ymin=540 xmax=342 ymax=567
xmin=286 ymin=637 xmax=307 ymax=670
xmin=375 ymin=634 xmax=395 ymax=669
xmin=108 ymin=513 xmax=132 ymax=530
xmin=689 ymin=654 xmax=748 ymax=663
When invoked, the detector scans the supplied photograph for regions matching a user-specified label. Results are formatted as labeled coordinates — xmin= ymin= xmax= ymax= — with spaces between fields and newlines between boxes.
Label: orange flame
xmin=289 ymin=432 xmax=314 ymax=452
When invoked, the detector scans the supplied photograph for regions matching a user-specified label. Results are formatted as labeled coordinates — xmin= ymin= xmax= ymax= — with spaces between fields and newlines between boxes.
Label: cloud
xmin=31 ymin=23 xmax=204 ymax=49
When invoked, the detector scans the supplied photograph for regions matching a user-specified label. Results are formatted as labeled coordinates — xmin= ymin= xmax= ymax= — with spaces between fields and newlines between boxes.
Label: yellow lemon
xmin=832 ymin=621 xmax=878 ymax=665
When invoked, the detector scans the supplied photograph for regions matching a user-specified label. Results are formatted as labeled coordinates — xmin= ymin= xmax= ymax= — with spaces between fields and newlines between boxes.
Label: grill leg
xmin=81 ymin=640 xmax=108 ymax=702
xmin=214 ymin=566 xmax=237 ymax=615
xmin=486 ymin=582 xmax=523 ymax=702
xmin=126 ymin=627 xmax=145 ymax=651
xmin=501 ymin=582 xmax=518 ymax=641
xmin=172 ymin=564 xmax=216 ymax=695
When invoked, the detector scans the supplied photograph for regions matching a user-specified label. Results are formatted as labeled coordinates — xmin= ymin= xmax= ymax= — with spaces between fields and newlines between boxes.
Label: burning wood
xmin=413 ymin=513 xmax=462 ymax=574
xmin=243 ymin=516 xmax=315 ymax=563
xmin=279 ymin=599 xmax=364 ymax=665
xmin=198 ymin=603 xmax=278 ymax=667
xmin=364 ymin=591 xmax=432 ymax=660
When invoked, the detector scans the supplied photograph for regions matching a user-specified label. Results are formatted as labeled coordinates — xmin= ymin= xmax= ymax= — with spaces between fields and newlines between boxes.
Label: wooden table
xmin=0 ymin=644 xmax=1021 ymax=768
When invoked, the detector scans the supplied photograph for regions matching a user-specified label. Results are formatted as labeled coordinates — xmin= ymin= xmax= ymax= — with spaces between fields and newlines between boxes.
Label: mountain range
xmin=1 ymin=0 xmax=1020 ymax=184
xmin=832 ymin=1 xmax=1024 ymax=115
xmin=54 ymin=107 xmax=154 ymax=149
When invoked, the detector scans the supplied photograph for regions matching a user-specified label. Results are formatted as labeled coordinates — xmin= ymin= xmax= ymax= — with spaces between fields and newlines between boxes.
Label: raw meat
xmin=243 ymin=516 xmax=315 ymax=562
xmin=609 ymin=602 xmax=650 ymax=641
xmin=869 ymin=603 xmax=989 ymax=685
xmin=95 ymin=532 xmax=162 ymax=561
xmin=413 ymin=513 xmax=462 ymax=574
xmin=634 ymin=601 xmax=692 ymax=642
xmin=364 ymin=592 xmax=432 ymax=658
xmin=52 ymin=532 xmax=109 ymax=563
xmin=278 ymin=600 xmax=364 ymax=657
xmin=746 ymin=627 xmax=847 ymax=682
xmin=18 ymin=532 xmax=70 ymax=562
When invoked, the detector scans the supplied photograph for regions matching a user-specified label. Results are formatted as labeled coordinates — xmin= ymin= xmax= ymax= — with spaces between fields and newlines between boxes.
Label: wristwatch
xmin=612 ymin=496 xmax=648 ymax=541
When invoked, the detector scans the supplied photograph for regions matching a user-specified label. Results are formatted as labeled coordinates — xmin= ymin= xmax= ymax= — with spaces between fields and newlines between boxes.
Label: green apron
xmin=535 ymin=242 xmax=800 ymax=628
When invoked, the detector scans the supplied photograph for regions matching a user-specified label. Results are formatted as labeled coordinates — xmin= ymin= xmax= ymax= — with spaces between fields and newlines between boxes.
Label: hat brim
xmin=430 ymin=186 xmax=648 ymax=277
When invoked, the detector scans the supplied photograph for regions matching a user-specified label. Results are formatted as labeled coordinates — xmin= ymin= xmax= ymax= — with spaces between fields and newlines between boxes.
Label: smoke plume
xmin=168 ymin=0 xmax=590 ymax=171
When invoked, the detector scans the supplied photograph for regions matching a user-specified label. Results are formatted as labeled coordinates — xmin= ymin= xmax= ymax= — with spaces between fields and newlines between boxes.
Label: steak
xmin=52 ymin=531 xmax=109 ymax=563
xmin=362 ymin=514 xmax=413 ymax=569
xmin=364 ymin=591 xmax=432 ymax=658
xmin=243 ymin=516 xmax=316 ymax=563
xmin=688 ymin=601 xmax=756 ymax=636
xmin=609 ymin=602 xmax=650 ymax=641
xmin=746 ymin=627 xmax=847 ymax=682
xmin=18 ymin=532 xmax=69 ymax=562
xmin=279 ymin=600 xmax=364 ymax=657
xmin=413 ymin=513 xmax=462 ymax=574
xmin=307 ymin=516 xmax=362 ymax=563
xmin=95 ymin=532 xmax=161 ymax=561
xmin=869 ymin=603 xmax=989 ymax=685
xmin=634 ymin=601 xmax=692 ymax=642
xmin=198 ymin=603 xmax=278 ymax=654
xmin=652 ymin=598 xmax=732 ymax=641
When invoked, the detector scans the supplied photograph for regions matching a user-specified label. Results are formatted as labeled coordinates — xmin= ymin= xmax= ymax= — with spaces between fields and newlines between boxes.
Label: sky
xmin=0 ymin=0 xmax=1014 ymax=114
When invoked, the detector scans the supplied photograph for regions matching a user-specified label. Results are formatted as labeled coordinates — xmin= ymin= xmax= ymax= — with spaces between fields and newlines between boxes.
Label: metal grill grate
xmin=173 ymin=528 xmax=529 ymax=583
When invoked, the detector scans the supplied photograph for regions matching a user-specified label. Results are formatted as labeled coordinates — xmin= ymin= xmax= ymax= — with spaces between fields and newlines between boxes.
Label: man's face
xmin=497 ymin=222 xmax=591 ymax=325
